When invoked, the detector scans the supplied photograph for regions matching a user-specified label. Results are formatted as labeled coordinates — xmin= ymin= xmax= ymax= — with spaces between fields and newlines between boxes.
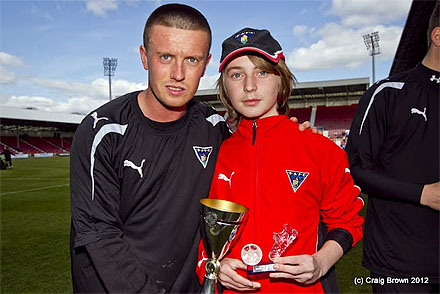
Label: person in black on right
xmin=346 ymin=1 xmax=439 ymax=293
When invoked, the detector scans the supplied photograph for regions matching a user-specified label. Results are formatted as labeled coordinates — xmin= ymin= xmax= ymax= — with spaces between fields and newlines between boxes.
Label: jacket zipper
xmin=252 ymin=120 xmax=257 ymax=145
xmin=253 ymin=120 xmax=258 ymax=243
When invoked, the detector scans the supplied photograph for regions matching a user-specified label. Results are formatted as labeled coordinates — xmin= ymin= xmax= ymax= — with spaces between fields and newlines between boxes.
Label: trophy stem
xmin=200 ymin=276 xmax=216 ymax=294
xmin=199 ymin=199 xmax=249 ymax=294
xmin=199 ymin=258 xmax=220 ymax=294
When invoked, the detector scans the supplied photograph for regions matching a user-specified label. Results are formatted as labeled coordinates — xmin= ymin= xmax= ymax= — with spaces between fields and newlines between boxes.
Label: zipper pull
xmin=252 ymin=120 xmax=257 ymax=145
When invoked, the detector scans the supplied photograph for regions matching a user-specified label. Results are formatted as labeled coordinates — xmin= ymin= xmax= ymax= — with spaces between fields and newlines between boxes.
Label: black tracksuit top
xmin=70 ymin=91 xmax=229 ymax=293
xmin=346 ymin=63 xmax=439 ymax=281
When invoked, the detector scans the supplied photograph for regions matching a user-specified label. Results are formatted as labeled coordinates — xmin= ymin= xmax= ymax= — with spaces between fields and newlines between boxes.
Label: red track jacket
xmin=197 ymin=115 xmax=364 ymax=293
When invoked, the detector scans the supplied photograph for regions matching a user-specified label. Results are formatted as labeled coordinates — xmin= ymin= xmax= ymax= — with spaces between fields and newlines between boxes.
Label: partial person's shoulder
xmin=367 ymin=67 xmax=414 ymax=94
xmin=191 ymin=101 xmax=221 ymax=117
xmin=190 ymin=101 xmax=227 ymax=127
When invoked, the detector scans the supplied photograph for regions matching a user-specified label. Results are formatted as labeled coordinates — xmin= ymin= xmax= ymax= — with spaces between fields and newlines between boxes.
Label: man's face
xmin=141 ymin=25 xmax=211 ymax=109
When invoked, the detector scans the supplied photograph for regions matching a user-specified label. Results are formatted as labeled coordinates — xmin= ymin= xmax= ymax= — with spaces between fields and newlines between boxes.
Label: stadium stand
xmin=1 ymin=78 xmax=369 ymax=153
xmin=0 ymin=136 xmax=19 ymax=151
xmin=289 ymin=107 xmax=313 ymax=124
xmin=45 ymin=137 xmax=71 ymax=152
xmin=0 ymin=136 xmax=73 ymax=155
xmin=0 ymin=106 xmax=81 ymax=156
xmin=314 ymin=104 xmax=358 ymax=131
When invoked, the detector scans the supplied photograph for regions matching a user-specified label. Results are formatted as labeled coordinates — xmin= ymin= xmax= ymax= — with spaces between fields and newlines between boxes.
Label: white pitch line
xmin=1 ymin=184 xmax=69 ymax=196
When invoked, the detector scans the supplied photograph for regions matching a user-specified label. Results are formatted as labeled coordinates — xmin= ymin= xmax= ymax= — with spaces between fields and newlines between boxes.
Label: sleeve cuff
xmin=326 ymin=228 xmax=353 ymax=255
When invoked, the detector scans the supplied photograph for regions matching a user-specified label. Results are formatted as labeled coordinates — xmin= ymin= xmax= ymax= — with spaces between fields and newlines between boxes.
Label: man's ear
xmin=201 ymin=53 xmax=212 ymax=77
xmin=140 ymin=45 xmax=149 ymax=70
xmin=431 ymin=27 xmax=440 ymax=47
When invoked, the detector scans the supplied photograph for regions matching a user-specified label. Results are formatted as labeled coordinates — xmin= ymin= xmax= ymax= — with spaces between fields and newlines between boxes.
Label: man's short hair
xmin=143 ymin=3 xmax=212 ymax=54
xmin=428 ymin=0 xmax=440 ymax=48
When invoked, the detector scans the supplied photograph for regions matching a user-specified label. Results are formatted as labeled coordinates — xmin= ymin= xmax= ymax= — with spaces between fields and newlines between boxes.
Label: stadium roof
xmin=0 ymin=106 xmax=85 ymax=132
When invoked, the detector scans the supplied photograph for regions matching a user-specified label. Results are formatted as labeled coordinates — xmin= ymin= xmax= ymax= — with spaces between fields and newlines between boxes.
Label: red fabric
xmin=197 ymin=115 xmax=364 ymax=293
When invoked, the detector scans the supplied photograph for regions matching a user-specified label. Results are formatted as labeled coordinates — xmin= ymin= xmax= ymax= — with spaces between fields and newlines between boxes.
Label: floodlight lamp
xmin=103 ymin=57 xmax=118 ymax=77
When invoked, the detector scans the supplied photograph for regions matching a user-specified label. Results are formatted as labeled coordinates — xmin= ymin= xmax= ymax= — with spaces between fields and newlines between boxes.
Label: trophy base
xmin=246 ymin=262 xmax=277 ymax=275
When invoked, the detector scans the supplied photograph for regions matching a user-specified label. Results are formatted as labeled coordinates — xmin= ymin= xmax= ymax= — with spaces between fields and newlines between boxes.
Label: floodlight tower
xmin=363 ymin=31 xmax=381 ymax=83
xmin=103 ymin=57 xmax=118 ymax=101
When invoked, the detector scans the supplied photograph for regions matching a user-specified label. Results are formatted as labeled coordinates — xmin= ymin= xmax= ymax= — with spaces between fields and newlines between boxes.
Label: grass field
xmin=1 ymin=157 xmax=371 ymax=293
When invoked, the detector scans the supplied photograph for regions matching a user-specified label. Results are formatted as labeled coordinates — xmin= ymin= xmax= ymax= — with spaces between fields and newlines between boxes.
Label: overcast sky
xmin=0 ymin=0 xmax=412 ymax=114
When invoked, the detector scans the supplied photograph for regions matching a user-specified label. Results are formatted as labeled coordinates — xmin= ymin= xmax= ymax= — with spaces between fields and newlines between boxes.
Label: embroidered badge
xmin=193 ymin=146 xmax=213 ymax=169
xmin=286 ymin=170 xmax=309 ymax=193
xmin=235 ymin=31 xmax=255 ymax=44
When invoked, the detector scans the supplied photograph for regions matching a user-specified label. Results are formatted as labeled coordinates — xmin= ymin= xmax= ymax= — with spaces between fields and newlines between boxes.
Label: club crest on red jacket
xmin=286 ymin=170 xmax=309 ymax=192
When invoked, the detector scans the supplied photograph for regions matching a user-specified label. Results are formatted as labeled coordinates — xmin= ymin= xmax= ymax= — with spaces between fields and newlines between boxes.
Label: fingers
xmin=270 ymin=271 xmax=316 ymax=284
xmin=298 ymin=121 xmax=311 ymax=131
xmin=218 ymin=258 xmax=261 ymax=291
xmin=289 ymin=116 xmax=299 ymax=123
xmin=269 ymin=255 xmax=320 ymax=284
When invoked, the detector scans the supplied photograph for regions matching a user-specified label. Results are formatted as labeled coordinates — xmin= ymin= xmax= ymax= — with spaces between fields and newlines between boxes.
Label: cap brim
xmin=219 ymin=47 xmax=284 ymax=72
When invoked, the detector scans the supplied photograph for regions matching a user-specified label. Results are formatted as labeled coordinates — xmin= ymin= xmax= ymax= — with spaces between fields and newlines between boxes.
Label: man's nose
xmin=170 ymin=62 xmax=184 ymax=81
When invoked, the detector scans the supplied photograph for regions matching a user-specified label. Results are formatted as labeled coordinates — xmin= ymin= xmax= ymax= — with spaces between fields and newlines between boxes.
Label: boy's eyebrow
xmin=226 ymin=66 xmax=243 ymax=73
xmin=226 ymin=65 xmax=261 ymax=74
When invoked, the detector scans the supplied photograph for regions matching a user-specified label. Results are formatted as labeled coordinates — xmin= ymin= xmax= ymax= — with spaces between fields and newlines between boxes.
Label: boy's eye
xmin=231 ymin=73 xmax=242 ymax=79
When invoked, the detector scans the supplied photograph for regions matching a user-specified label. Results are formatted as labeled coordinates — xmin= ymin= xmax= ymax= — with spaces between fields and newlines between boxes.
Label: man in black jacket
xmin=70 ymin=4 xmax=229 ymax=293
xmin=346 ymin=2 xmax=439 ymax=292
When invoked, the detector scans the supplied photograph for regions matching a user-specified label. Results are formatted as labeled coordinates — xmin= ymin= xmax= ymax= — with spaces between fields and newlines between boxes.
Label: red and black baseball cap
xmin=219 ymin=27 xmax=285 ymax=72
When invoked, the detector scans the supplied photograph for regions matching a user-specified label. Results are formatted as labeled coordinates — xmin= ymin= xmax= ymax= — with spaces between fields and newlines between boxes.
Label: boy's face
xmin=224 ymin=55 xmax=280 ymax=120
xmin=140 ymin=25 xmax=211 ymax=109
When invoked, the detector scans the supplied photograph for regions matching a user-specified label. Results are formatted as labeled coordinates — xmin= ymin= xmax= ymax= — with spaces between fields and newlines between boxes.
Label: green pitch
xmin=0 ymin=157 xmax=370 ymax=293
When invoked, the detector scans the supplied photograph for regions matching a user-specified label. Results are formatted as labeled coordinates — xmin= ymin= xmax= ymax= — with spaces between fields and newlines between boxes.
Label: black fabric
xmin=70 ymin=91 xmax=229 ymax=293
xmin=317 ymin=221 xmax=340 ymax=294
xmin=325 ymin=228 xmax=353 ymax=256
xmin=346 ymin=63 xmax=439 ymax=282
xmin=1 ymin=149 xmax=11 ymax=161
xmin=86 ymin=237 xmax=165 ymax=293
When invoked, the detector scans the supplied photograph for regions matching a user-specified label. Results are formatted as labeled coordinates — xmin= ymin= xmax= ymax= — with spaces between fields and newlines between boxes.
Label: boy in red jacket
xmin=196 ymin=28 xmax=364 ymax=293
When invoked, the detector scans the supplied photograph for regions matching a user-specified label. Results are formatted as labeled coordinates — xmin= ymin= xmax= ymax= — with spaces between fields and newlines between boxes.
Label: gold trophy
xmin=199 ymin=198 xmax=248 ymax=294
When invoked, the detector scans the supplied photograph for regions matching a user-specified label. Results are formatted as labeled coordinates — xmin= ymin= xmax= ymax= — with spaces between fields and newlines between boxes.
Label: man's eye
xmin=187 ymin=57 xmax=198 ymax=64
xmin=161 ymin=55 xmax=171 ymax=61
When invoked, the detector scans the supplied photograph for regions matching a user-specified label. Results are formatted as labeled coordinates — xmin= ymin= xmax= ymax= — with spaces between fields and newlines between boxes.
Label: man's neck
xmin=137 ymin=89 xmax=187 ymax=122
xmin=422 ymin=47 xmax=440 ymax=72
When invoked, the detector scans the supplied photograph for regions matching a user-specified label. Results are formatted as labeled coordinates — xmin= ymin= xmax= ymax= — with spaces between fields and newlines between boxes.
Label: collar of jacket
xmin=236 ymin=115 xmax=289 ymax=139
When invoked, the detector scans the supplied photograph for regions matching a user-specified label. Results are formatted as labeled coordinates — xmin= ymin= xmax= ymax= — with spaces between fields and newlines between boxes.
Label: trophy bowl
xmin=199 ymin=198 xmax=248 ymax=294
